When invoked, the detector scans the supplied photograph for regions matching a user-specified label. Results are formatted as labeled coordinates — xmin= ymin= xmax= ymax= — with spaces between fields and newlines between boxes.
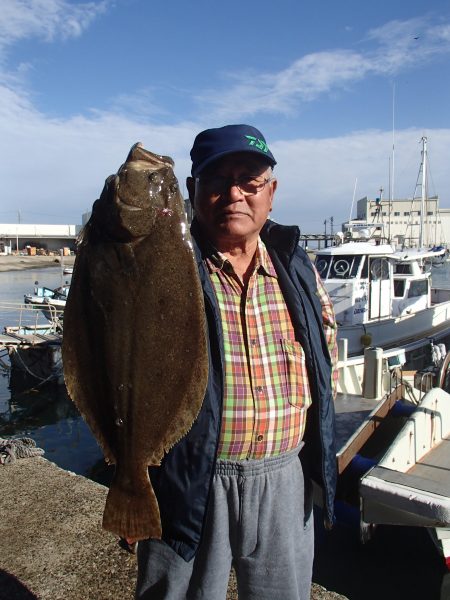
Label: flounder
xmin=62 ymin=143 xmax=208 ymax=540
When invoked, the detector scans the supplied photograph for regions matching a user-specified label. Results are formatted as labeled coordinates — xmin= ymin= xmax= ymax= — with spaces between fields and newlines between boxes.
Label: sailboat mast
xmin=419 ymin=136 xmax=427 ymax=248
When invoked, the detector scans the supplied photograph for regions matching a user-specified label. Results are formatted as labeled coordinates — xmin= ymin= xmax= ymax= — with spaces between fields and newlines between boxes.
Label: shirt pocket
xmin=281 ymin=339 xmax=312 ymax=410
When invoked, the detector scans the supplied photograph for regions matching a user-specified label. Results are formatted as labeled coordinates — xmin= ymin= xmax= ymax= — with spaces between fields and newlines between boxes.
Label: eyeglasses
xmin=195 ymin=174 xmax=273 ymax=197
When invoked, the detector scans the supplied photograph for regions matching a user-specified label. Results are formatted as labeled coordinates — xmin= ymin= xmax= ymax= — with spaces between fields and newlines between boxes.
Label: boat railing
xmin=0 ymin=301 xmax=64 ymax=338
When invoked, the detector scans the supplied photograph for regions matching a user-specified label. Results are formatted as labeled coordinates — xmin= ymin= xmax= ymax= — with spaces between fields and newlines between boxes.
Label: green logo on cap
xmin=245 ymin=135 xmax=269 ymax=153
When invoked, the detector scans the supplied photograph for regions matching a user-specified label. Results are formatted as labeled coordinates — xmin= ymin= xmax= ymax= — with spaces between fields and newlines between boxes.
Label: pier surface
xmin=0 ymin=457 xmax=347 ymax=600
xmin=0 ymin=255 xmax=75 ymax=273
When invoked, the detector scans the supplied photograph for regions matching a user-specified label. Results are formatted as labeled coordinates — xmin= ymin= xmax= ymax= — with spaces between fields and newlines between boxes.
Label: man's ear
xmin=186 ymin=177 xmax=195 ymax=206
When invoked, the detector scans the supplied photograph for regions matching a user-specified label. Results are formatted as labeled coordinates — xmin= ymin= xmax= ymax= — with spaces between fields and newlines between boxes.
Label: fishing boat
xmin=315 ymin=237 xmax=450 ymax=357
xmin=24 ymin=283 xmax=70 ymax=306
xmin=315 ymin=137 xmax=450 ymax=358
xmin=24 ymin=282 xmax=69 ymax=322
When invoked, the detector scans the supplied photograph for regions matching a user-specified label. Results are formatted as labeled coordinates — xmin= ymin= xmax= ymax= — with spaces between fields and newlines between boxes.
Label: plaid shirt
xmin=207 ymin=239 xmax=337 ymax=460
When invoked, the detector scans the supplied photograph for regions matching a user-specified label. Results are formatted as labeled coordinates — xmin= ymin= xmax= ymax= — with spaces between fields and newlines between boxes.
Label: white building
xmin=352 ymin=196 xmax=450 ymax=248
xmin=0 ymin=223 xmax=80 ymax=254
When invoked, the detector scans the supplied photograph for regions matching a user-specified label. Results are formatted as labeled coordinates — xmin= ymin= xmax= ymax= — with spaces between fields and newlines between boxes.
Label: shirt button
xmin=251 ymin=339 xmax=257 ymax=346
xmin=255 ymin=386 xmax=263 ymax=394
xmin=257 ymin=434 xmax=264 ymax=442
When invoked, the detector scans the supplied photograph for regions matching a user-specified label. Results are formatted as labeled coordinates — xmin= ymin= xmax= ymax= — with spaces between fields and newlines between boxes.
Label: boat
xmin=24 ymin=282 xmax=69 ymax=321
xmin=315 ymin=237 xmax=450 ymax=357
xmin=315 ymin=137 xmax=450 ymax=358
xmin=24 ymin=283 xmax=70 ymax=306
xmin=328 ymin=340 xmax=450 ymax=596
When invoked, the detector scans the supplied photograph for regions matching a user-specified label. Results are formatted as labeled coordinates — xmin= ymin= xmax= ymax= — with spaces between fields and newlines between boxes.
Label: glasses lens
xmin=197 ymin=175 xmax=268 ymax=196
xmin=237 ymin=175 xmax=266 ymax=194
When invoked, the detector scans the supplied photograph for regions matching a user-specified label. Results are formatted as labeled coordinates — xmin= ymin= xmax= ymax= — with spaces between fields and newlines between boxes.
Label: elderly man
xmin=136 ymin=124 xmax=337 ymax=600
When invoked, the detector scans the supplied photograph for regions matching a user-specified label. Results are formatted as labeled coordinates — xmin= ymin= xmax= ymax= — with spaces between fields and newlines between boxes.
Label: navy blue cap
xmin=190 ymin=124 xmax=276 ymax=177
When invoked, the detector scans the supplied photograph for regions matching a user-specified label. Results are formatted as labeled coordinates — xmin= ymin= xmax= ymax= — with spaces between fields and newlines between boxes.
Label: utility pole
xmin=324 ymin=219 xmax=327 ymax=247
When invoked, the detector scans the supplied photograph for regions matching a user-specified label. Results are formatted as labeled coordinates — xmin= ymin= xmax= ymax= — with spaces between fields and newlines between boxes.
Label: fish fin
xmin=102 ymin=471 xmax=162 ymax=541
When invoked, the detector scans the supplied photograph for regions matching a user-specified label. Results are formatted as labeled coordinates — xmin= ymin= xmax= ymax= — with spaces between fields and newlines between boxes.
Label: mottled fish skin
xmin=62 ymin=143 xmax=209 ymax=540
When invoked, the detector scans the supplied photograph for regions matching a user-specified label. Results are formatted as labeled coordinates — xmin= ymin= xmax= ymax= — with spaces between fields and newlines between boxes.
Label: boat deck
xmin=368 ymin=435 xmax=450 ymax=498
xmin=335 ymin=386 xmax=404 ymax=474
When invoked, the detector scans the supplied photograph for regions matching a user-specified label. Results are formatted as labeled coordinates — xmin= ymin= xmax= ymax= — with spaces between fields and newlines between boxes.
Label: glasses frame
xmin=195 ymin=174 xmax=274 ymax=197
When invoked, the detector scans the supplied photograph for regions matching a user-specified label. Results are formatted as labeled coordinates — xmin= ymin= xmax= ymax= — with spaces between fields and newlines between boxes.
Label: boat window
xmin=394 ymin=263 xmax=412 ymax=275
xmin=315 ymin=256 xmax=331 ymax=279
xmin=393 ymin=279 xmax=406 ymax=297
xmin=329 ymin=255 xmax=362 ymax=279
xmin=408 ymin=279 xmax=429 ymax=298
xmin=315 ymin=255 xmax=362 ymax=279
xmin=369 ymin=258 xmax=389 ymax=280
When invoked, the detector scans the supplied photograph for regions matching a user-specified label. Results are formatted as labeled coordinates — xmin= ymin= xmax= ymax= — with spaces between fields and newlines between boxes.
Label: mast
xmin=419 ymin=136 xmax=427 ymax=248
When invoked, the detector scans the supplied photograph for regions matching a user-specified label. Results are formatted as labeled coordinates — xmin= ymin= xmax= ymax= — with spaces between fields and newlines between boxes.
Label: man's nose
xmin=226 ymin=182 xmax=245 ymax=201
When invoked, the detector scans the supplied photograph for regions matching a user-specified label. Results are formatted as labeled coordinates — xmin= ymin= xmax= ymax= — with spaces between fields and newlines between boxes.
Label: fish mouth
xmin=116 ymin=198 xmax=144 ymax=212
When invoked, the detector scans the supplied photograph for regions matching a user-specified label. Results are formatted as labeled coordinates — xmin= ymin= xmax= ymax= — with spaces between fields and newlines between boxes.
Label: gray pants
xmin=136 ymin=445 xmax=313 ymax=600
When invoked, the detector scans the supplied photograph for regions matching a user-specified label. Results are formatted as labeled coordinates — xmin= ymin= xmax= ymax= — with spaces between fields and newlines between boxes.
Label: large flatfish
xmin=62 ymin=143 xmax=208 ymax=541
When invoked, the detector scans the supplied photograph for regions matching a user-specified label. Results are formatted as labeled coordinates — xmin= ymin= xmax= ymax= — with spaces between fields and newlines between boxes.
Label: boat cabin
xmin=315 ymin=242 xmax=434 ymax=327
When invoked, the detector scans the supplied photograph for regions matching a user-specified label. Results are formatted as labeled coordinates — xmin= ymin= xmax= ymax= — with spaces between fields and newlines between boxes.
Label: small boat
xmin=330 ymin=341 xmax=450 ymax=593
xmin=24 ymin=283 xmax=70 ymax=307
xmin=63 ymin=267 xmax=73 ymax=275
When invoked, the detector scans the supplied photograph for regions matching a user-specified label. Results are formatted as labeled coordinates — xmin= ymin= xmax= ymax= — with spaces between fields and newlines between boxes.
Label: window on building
xmin=427 ymin=211 xmax=433 ymax=216
xmin=394 ymin=212 xmax=400 ymax=216
xmin=404 ymin=212 xmax=410 ymax=216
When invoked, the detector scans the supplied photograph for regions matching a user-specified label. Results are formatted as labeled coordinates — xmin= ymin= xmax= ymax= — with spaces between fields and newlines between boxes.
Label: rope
xmin=9 ymin=345 xmax=62 ymax=383
xmin=0 ymin=437 xmax=45 ymax=465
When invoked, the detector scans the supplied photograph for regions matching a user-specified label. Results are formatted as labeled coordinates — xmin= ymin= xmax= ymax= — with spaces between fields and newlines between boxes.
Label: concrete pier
xmin=0 ymin=457 xmax=136 ymax=599
xmin=0 ymin=457 xmax=347 ymax=600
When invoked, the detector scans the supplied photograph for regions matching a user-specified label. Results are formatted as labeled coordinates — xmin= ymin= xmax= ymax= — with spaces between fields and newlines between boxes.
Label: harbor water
xmin=0 ymin=266 xmax=108 ymax=484
xmin=0 ymin=263 xmax=449 ymax=599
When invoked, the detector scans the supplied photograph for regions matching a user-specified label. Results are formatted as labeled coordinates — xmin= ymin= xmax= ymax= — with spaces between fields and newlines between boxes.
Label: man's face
xmin=188 ymin=152 xmax=277 ymax=248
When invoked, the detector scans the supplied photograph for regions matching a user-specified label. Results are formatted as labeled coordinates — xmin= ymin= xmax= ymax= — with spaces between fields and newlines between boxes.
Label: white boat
xmin=24 ymin=284 xmax=70 ymax=306
xmin=359 ymin=385 xmax=450 ymax=570
xmin=315 ymin=238 xmax=450 ymax=357
xmin=316 ymin=136 xmax=450 ymax=358
xmin=331 ymin=342 xmax=450 ymax=594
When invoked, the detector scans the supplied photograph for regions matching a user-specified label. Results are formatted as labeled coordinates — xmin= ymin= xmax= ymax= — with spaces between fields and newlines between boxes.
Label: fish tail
xmin=102 ymin=469 xmax=162 ymax=540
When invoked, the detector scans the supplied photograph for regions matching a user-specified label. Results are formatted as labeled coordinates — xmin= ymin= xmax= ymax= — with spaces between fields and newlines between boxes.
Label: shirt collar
xmin=206 ymin=238 xmax=277 ymax=279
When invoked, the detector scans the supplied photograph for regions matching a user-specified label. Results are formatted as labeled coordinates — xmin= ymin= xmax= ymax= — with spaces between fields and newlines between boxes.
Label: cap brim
xmin=192 ymin=149 xmax=276 ymax=177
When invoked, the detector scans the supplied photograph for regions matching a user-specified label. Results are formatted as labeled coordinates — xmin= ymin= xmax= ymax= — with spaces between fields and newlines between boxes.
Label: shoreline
xmin=0 ymin=255 xmax=76 ymax=273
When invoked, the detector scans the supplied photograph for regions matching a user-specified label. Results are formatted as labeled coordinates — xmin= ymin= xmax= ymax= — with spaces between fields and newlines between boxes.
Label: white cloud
xmin=0 ymin=10 xmax=449 ymax=234
xmin=198 ymin=16 xmax=450 ymax=120
xmin=1 ymin=82 xmax=449 ymax=236
xmin=0 ymin=0 xmax=108 ymax=48
xmin=271 ymin=128 xmax=450 ymax=231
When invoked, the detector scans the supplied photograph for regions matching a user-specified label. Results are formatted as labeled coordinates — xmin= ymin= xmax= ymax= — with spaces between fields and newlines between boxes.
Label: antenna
xmin=391 ymin=83 xmax=395 ymax=205
xmin=349 ymin=177 xmax=358 ymax=222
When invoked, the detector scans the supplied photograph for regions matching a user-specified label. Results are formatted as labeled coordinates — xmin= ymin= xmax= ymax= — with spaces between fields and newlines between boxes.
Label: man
xmin=136 ymin=124 xmax=337 ymax=600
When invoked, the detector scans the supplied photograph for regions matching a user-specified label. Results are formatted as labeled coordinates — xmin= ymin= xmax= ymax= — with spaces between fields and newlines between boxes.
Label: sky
xmin=1 ymin=0 xmax=450 ymax=233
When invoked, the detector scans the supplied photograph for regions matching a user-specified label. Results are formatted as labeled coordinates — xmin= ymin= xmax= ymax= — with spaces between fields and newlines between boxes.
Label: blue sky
xmin=1 ymin=0 xmax=450 ymax=233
